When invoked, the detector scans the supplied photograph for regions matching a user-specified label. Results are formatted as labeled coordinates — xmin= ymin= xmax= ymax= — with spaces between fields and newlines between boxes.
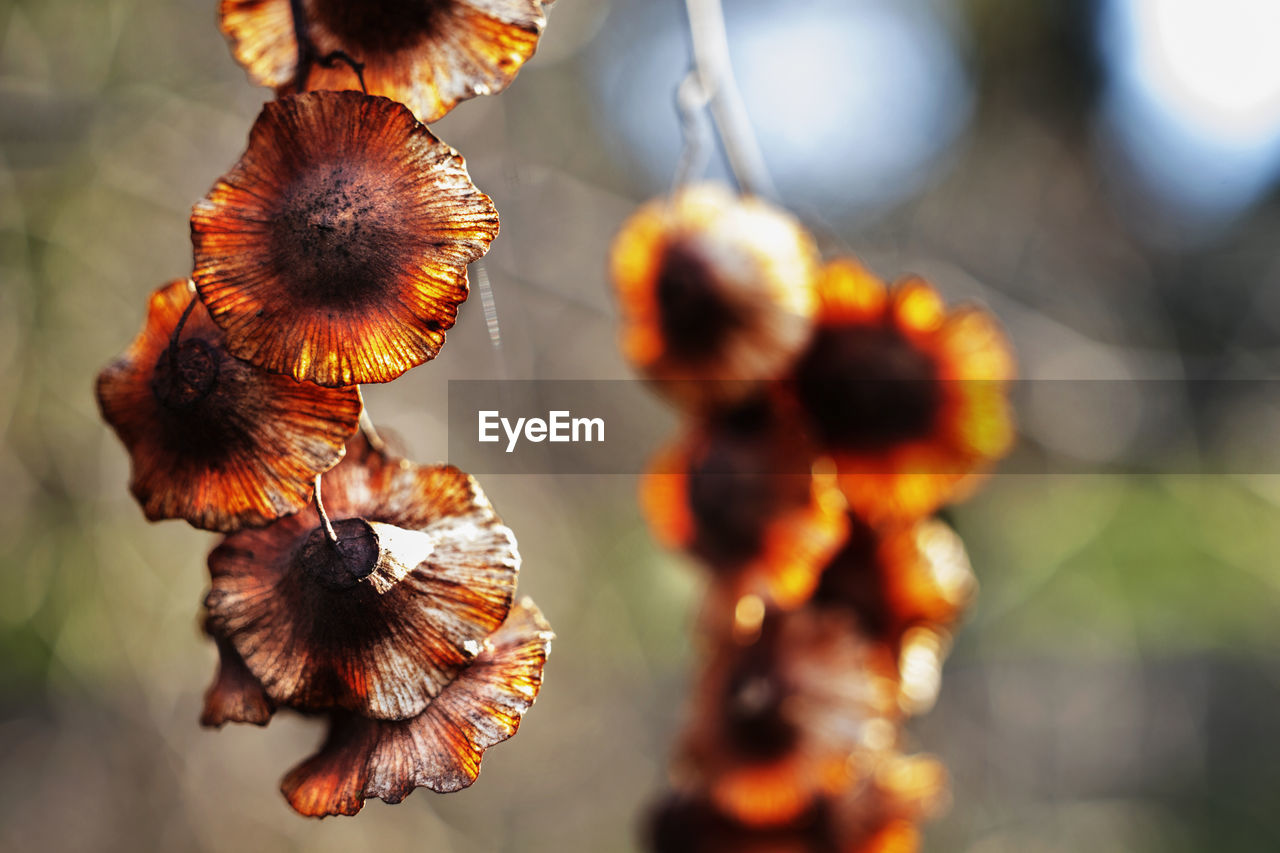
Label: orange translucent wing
xmin=881 ymin=520 xmax=975 ymax=631
xmin=817 ymin=257 xmax=888 ymax=323
xmin=857 ymin=821 xmax=922 ymax=853
xmin=219 ymin=0 xmax=297 ymax=89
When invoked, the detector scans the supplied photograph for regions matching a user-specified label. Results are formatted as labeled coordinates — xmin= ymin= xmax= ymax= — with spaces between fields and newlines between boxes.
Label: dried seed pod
xmin=220 ymin=0 xmax=555 ymax=123
xmin=96 ymin=279 xmax=361 ymax=532
xmin=611 ymin=184 xmax=820 ymax=411
xmin=204 ymin=434 xmax=519 ymax=719
xmin=642 ymin=399 xmax=846 ymax=609
xmin=281 ymin=597 xmax=553 ymax=817
xmin=191 ymin=91 xmax=499 ymax=386
xmin=788 ymin=259 xmax=1015 ymax=521
xmin=678 ymin=610 xmax=901 ymax=829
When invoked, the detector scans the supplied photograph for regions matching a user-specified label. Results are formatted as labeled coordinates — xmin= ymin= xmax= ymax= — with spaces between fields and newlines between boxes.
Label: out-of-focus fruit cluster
xmin=611 ymin=183 xmax=1015 ymax=851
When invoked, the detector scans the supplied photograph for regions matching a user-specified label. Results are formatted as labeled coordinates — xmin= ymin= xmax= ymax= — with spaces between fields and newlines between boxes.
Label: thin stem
xmin=671 ymin=69 xmax=713 ymax=193
xmin=472 ymin=260 xmax=512 ymax=382
xmin=313 ymin=474 xmax=338 ymax=544
xmin=318 ymin=50 xmax=368 ymax=94
xmin=168 ymin=296 xmax=199 ymax=379
xmin=288 ymin=0 xmax=313 ymax=94
xmin=358 ymin=404 xmax=389 ymax=456
xmin=682 ymin=0 xmax=776 ymax=199
xmin=288 ymin=0 xmax=367 ymax=95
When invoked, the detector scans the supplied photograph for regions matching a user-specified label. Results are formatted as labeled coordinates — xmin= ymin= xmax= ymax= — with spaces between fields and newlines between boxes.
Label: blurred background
xmin=2 ymin=0 xmax=1279 ymax=849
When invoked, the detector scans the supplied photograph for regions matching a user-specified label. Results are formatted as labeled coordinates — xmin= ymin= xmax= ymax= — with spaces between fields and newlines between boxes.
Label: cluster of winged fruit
xmin=611 ymin=184 xmax=1016 ymax=851
xmin=97 ymin=0 xmax=556 ymax=817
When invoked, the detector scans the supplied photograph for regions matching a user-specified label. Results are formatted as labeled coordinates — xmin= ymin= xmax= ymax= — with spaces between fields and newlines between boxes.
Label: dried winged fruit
xmin=282 ymin=597 xmax=553 ymax=817
xmin=642 ymin=399 xmax=846 ymax=609
xmin=191 ymin=91 xmax=499 ymax=386
xmin=204 ymin=434 xmax=519 ymax=719
xmin=611 ymin=183 xmax=819 ymax=410
xmin=96 ymin=279 xmax=361 ymax=532
xmin=788 ymin=259 xmax=1015 ymax=521
xmin=220 ymin=0 xmax=555 ymax=123
xmin=678 ymin=610 xmax=901 ymax=829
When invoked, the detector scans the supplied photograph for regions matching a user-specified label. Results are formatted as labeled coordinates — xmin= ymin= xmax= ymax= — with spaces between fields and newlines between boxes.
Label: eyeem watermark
xmin=478 ymin=410 xmax=605 ymax=452
xmin=449 ymin=379 xmax=1280 ymax=475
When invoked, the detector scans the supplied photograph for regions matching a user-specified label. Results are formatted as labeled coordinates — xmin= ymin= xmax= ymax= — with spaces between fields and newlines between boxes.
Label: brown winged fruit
xmin=641 ymin=398 xmax=846 ymax=610
xmin=677 ymin=609 xmax=901 ymax=829
xmin=191 ymin=91 xmax=499 ymax=386
xmin=219 ymin=0 xmax=555 ymax=123
xmin=788 ymin=259 xmax=1015 ymax=521
xmin=96 ymin=279 xmax=361 ymax=532
xmin=203 ymin=434 xmax=519 ymax=720
xmin=611 ymin=184 xmax=819 ymax=411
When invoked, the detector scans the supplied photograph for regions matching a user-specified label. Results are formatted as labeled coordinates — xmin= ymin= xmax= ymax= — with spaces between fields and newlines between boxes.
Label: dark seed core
xmin=647 ymin=795 xmax=835 ymax=852
xmin=311 ymin=0 xmax=450 ymax=54
xmin=687 ymin=438 xmax=774 ymax=568
xmin=646 ymin=796 xmax=716 ymax=853
xmin=686 ymin=401 xmax=809 ymax=569
xmin=723 ymin=656 xmax=798 ymax=761
xmin=296 ymin=517 xmax=380 ymax=591
xmin=272 ymin=164 xmax=400 ymax=309
xmin=151 ymin=339 xmax=219 ymax=410
xmin=811 ymin=515 xmax=892 ymax=639
xmin=793 ymin=324 xmax=941 ymax=452
xmin=655 ymin=240 xmax=745 ymax=363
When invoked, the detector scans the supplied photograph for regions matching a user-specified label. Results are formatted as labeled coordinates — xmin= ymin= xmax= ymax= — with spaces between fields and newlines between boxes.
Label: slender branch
xmin=313 ymin=474 xmax=338 ymax=544
xmin=682 ymin=0 xmax=777 ymax=198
